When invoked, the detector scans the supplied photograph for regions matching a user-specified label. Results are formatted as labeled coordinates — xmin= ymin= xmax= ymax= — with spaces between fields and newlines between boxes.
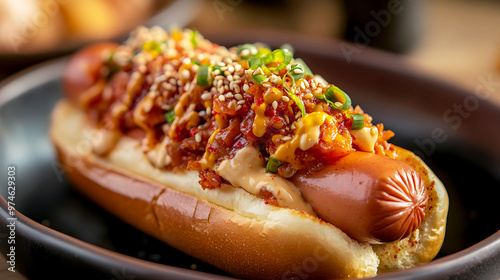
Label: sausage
xmin=63 ymin=42 xmax=119 ymax=102
xmin=291 ymin=151 xmax=428 ymax=244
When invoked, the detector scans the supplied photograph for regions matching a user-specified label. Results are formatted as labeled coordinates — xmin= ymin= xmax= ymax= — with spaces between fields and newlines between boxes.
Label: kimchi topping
xmin=78 ymin=26 xmax=396 ymax=194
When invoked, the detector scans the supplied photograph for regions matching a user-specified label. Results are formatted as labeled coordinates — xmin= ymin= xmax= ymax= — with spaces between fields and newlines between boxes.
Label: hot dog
xmin=292 ymin=151 xmax=428 ymax=244
xmin=50 ymin=26 xmax=449 ymax=279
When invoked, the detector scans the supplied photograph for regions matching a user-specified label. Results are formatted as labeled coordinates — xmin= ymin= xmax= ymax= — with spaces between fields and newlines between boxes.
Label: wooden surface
xmin=1 ymin=0 xmax=500 ymax=279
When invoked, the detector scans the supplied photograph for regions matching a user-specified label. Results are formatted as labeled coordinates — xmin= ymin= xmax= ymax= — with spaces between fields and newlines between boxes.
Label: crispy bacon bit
xmin=259 ymin=187 xmax=279 ymax=206
xmin=198 ymin=169 xmax=222 ymax=190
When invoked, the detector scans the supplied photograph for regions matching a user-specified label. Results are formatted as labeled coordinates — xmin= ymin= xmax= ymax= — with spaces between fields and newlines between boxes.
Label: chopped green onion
xmin=190 ymin=30 xmax=198 ymax=48
xmin=265 ymin=155 xmax=283 ymax=173
xmin=264 ymin=49 xmax=293 ymax=71
xmin=142 ymin=41 xmax=162 ymax=55
xmin=197 ymin=65 xmax=212 ymax=86
xmin=105 ymin=51 xmax=121 ymax=79
xmin=248 ymin=57 xmax=263 ymax=68
xmin=164 ymin=109 xmax=176 ymax=124
xmin=293 ymin=58 xmax=313 ymax=77
xmin=237 ymin=43 xmax=258 ymax=58
xmin=191 ymin=59 xmax=200 ymax=65
xmin=252 ymin=74 xmax=267 ymax=84
xmin=349 ymin=113 xmax=365 ymax=130
xmin=324 ymin=86 xmax=351 ymax=110
xmin=287 ymin=64 xmax=305 ymax=81
xmin=255 ymin=47 xmax=271 ymax=58
xmin=280 ymin=43 xmax=294 ymax=55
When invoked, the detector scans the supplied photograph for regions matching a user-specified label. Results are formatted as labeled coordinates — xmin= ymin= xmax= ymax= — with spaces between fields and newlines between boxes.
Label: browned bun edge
xmin=49 ymin=100 xmax=448 ymax=279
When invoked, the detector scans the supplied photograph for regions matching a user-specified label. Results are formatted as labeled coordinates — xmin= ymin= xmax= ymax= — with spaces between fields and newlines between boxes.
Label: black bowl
xmin=1 ymin=30 xmax=500 ymax=279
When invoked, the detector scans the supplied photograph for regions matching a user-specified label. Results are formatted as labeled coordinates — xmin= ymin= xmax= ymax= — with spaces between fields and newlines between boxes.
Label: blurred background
xmin=0 ymin=0 xmax=500 ymax=106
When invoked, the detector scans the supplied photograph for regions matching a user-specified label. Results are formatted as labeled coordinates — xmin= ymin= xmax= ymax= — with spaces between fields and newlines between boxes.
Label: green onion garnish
xmin=164 ymin=109 xmax=176 ymax=124
xmin=196 ymin=65 xmax=212 ymax=86
xmin=265 ymin=155 xmax=283 ymax=173
xmin=237 ymin=43 xmax=258 ymax=58
xmin=280 ymin=43 xmax=294 ymax=55
xmin=324 ymin=86 xmax=351 ymax=111
xmin=287 ymin=88 xmax=306 ymax=117
xmin=264 ymin=49 xmax=293 ymax=71
xmin=349 ymin=113 xmax=365 ymax=130
xmin=212 ymin=65 xmax=225 ymax=76
xmin=252 ymin=74 xmax=267 ymax=84
xmin=255 ymin=47 xmax=271 ymax=58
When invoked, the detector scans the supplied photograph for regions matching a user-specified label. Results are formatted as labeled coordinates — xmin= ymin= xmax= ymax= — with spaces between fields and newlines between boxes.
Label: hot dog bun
xmin=50 ymin=99 xmax=448 ymax=279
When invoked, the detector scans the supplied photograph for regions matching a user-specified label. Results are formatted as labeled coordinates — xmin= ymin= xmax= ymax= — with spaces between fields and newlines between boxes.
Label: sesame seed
xmin=282 ymin=96 xmax=290 ymax=102
xmin=224 ymin=71 xmax=231 ymax=76
xmin=220 ymin=66 xmax=228 ymax=71
xmin=182 ymin=57 xmax=191 ymax=65
xmin=313 ymin=88 xmax=323 ymax=94
xmin=213 ymin=69 xmax=221 ymax=76
xmin=217 ymin=61 xmax=226 ymax=66
xmin=198 ymin=111 xmax=206 ymax=117
xmin=293 ymin=68 xmax=303 ymax=74
xmin=226 ymin=92 xmax=234 ymax=98
xmin=235 ymin=93 xmax=243 ymax=100
xmin=218 ymin=95 xmax=226 ymax=101
xmin=228 ymin=65 xmax=235 ymax=73
xmin=334 ymin=101 xmax=343 ymax=107
xmin=206 ymin=107 xmax=212 ymax=115
xmin=236 ymin=105 xmax=242 ymax=110
xmin=282 ymin=136 xmax=292 ymax=141
xmin=195 ymin=133 xmax=201 ymax=142
xmin=234 ymin=64 xmax=242 ymax=72
xmin=304 ymin=93 xmax=313 ymax=99
xmin=227 ymin=75 xmax=234 ymax=82
xmin=243 ymin=84 xmax=249 ymax=91
xmin=261 ymin=82 xmax=271 ymax=88
xmin=237 ymin=100 xmax=245 ymax=105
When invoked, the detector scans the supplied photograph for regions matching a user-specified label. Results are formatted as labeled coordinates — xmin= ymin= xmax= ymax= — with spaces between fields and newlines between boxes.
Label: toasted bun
xmin=50 ymin=100 xmax=448 ymax=279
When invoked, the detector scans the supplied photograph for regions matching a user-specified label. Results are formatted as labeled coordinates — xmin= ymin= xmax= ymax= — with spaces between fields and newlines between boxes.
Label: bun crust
xmin=50 ymin=100 xmax=448 ymax=279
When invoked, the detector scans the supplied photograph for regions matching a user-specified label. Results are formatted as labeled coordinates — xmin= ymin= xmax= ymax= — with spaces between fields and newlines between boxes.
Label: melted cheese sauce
xmin=216 ymin=146 xmax=315 ymax=215
xmin=273 ymin=112 xmax=333 ymax=162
